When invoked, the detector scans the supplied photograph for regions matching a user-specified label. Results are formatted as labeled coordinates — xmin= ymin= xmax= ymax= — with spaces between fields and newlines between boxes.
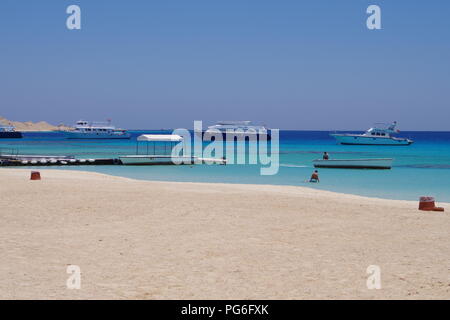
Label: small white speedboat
xmin=313 ymin=158 xmax=393 ymax=169
xmin=331 ymin=121 xmax=413 ymax=146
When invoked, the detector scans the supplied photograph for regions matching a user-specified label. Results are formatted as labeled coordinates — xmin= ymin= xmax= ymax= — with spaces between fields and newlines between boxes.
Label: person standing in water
xmin=310 ymin=170 xmax=320 ymax=183
xmin=323 ymin=152 xmax=329 ymax=160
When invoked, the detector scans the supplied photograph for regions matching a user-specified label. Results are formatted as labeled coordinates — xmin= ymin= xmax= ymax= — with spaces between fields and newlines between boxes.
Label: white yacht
xmin=331 ymin=122 xmax=413 ymax=146
xmin=204 ymin=121 xmax=270 ymax=138
xmin=64 ymin=120 xmax=131 ymax=139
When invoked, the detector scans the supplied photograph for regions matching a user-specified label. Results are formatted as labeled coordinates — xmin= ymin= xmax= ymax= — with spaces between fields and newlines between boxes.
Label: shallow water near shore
xmin=1 ymin=130 xmax=450 ymax=202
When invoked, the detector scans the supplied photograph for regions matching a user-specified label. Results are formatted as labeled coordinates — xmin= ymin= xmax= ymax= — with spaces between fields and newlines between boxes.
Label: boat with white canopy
xmin=120 ymin=134 xmax=194 ymax=165
xmin=120 ymin=134 xmax=227 ymax=165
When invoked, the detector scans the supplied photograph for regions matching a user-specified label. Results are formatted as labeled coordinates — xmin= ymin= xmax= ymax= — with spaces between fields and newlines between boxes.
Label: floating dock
xmin=119 ymin=155 xmax=227 ymax=165
xmin=0 ymin=154 xmax=226 ymax=167
xmin=0 ymin=154 xmax=118 ymax=167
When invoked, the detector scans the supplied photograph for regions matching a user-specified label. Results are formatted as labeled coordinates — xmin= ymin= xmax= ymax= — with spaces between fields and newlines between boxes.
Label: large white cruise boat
xmin=331 ymin=121 xmax=413 ymax=146
xmin=64 ymin=120 xmax=131 ymax=139
xmin=203 ymin=121 xmax=270 ymax=139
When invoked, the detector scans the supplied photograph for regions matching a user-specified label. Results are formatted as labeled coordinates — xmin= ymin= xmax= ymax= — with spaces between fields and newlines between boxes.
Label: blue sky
xmin=0 ymin=0 xmax=449 ymax=130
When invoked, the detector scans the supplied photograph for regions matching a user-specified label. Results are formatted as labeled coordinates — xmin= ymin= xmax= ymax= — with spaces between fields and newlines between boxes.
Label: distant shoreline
xmin=0 ymin=116 xmax=71 ymax=132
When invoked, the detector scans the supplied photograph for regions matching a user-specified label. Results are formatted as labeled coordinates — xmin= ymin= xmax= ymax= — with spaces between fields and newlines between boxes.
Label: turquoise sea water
xmin=1 ymin=130 xmax=449 ymax=202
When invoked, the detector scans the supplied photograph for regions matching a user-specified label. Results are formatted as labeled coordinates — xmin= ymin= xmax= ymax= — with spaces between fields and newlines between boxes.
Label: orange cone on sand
xmin=30 ymin=171 xmax=41 ymax=180
xmin=419 ymin=196 xmax=444 ymax=212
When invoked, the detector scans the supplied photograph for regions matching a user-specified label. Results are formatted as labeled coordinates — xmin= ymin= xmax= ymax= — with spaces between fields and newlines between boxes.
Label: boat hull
xmin=331 ymin=134 xmax=412 ymax=145
xmin=120 ymin=155 xmax=227 ymax=165
xmin=313 ymin=158 xmax=393 ymax=169
xmin=64 ymin=131 xmax=131 ymax=139
xmin=120 ymin=155 xmax=196 ymax=165
xmin=0 ymin=131 xmax=22 ymax=139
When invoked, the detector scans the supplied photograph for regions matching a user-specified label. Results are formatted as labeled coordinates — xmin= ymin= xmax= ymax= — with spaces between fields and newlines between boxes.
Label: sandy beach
xmin=0 ymin=168 xmax=448 ymax=299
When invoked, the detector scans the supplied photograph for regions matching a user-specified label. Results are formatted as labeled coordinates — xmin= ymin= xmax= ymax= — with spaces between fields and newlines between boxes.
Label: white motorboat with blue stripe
xmin=331 ymin=121 xmax=413 ymax=145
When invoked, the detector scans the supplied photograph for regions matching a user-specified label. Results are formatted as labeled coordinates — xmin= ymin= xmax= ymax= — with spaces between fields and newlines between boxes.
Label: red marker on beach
xmin=30 ymin=171 xmax=41 ymax=180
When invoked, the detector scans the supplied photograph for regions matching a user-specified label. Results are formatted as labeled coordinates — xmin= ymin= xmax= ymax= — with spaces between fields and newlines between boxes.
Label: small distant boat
xmin=313 ymin=158 xmax=393 ymax=169
xmin=64 ymin=120 xmax=131 ymax=139
xmin=0 ymin=125 xmax=22 ymax=139
xmin=331 ymin=121 xmax=413 ymax=146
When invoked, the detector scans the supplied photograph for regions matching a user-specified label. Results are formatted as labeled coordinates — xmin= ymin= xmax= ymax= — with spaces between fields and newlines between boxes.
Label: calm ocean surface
xmin=1 ymin=130 xmax=449 ymax=202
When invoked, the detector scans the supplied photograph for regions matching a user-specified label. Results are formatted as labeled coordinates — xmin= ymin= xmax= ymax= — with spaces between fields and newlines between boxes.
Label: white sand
xmin=0 ymin=168 xmax=448 ymax=299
